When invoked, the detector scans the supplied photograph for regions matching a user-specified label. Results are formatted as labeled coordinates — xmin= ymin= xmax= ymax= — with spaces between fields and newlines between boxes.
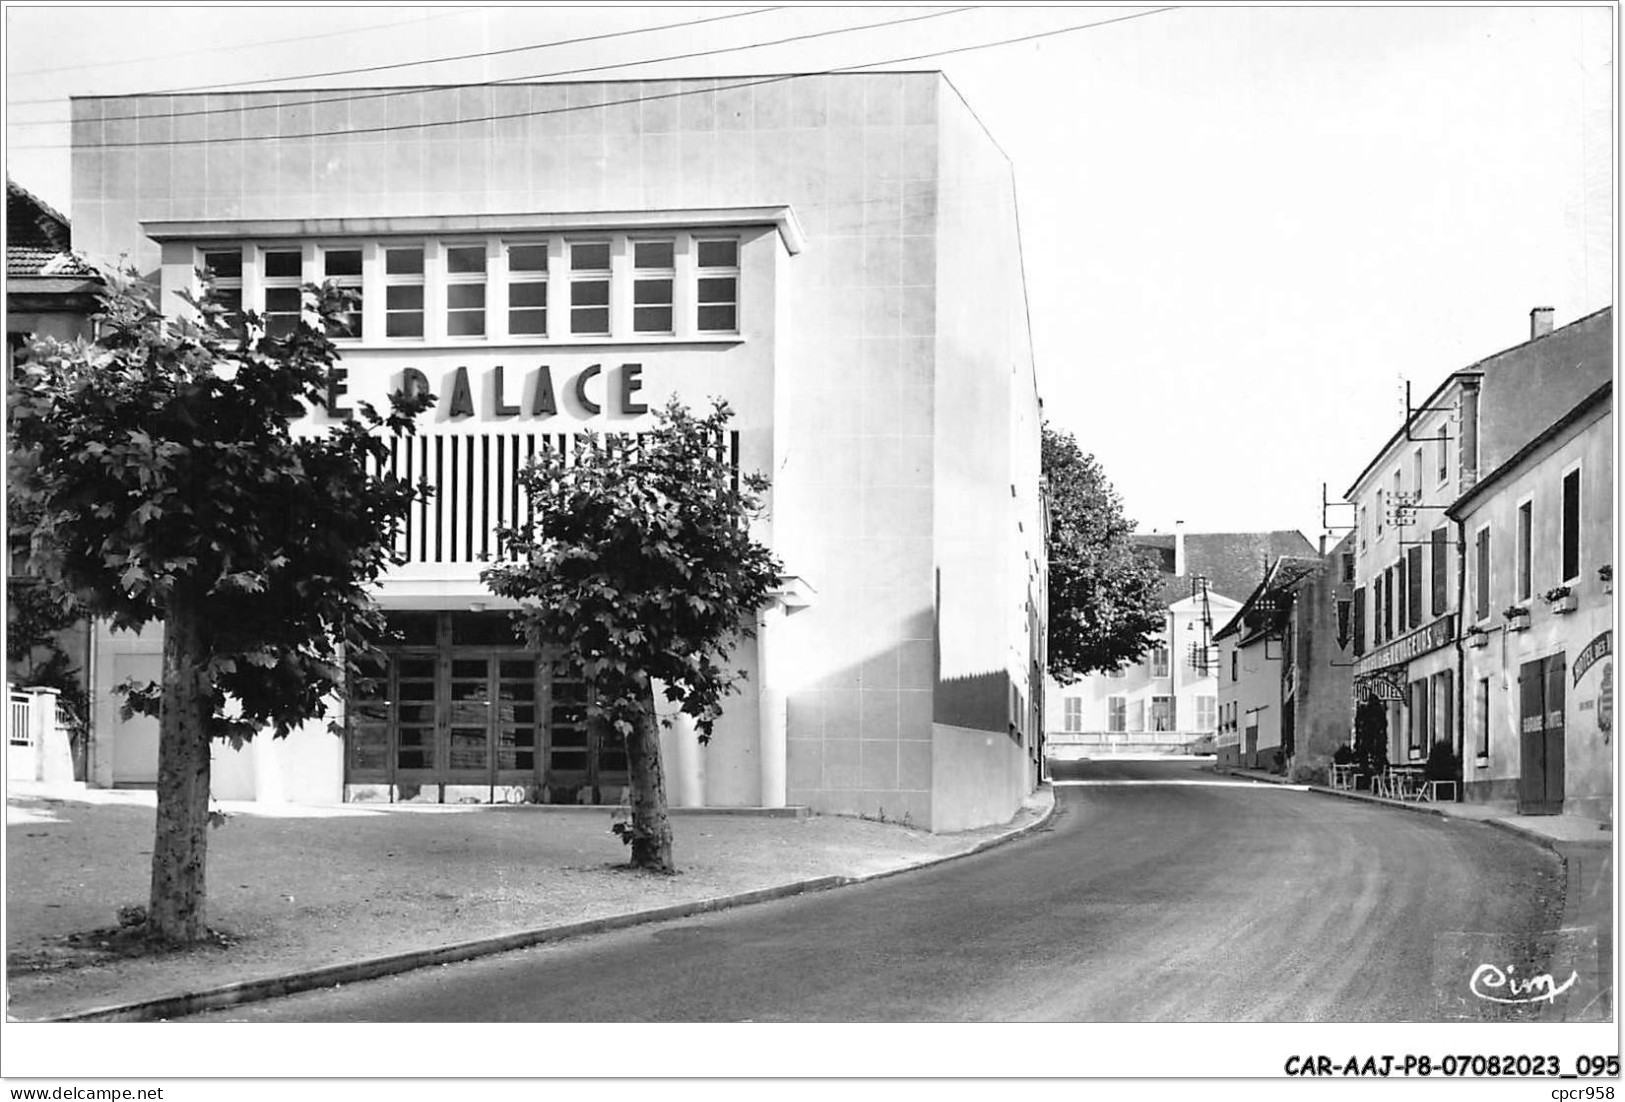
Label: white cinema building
xmin=67 ymin=73 xmax=1047 ymax=831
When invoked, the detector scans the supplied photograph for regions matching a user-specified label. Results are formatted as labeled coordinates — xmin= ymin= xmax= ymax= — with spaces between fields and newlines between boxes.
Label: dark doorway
xmin=1517 ymin=653 xmax=1567 ymax=814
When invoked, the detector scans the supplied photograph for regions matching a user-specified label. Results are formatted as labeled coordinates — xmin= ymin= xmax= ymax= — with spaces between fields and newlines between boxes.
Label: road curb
xmin=1478 ymin=816 xmax=1612 ymax=853
xmin=30 ymin=789 xmax=1059 ymax=1023
xmin=1301 ymin=780 xmax=1451 ymax=820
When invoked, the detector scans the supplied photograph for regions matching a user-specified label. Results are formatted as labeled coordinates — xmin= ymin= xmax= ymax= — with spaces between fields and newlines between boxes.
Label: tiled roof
xmin=7 ymin=179 xmax=97 ymax=278
xmin=1134 ymin=529 xmax=1319 ymax=606
xmin=1212 ymin=555 xmax=1326 ymax=642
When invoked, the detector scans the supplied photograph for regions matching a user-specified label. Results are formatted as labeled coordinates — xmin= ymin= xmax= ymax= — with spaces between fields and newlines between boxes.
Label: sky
xmin=5 ymin=3 xmax=1615 ymax=546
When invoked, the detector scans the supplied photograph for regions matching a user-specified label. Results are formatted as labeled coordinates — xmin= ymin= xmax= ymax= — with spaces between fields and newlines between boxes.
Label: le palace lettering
xmin=323 ymin=363 xmax=650 ymax=420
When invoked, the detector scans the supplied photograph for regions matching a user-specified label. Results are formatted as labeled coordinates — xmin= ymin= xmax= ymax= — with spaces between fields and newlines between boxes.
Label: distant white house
xmin=1045 ymin=526 xmax=1316 ymax=752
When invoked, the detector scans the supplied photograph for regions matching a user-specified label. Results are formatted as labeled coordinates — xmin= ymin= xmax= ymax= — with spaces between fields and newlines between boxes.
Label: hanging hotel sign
xmin=1573 ymin=630 xmax=1612 ymax=685
xmin=1355 ymin=673 xmax=1405 ymax=703
xmin=1356 ymin=614 xmax=1456 ymax=677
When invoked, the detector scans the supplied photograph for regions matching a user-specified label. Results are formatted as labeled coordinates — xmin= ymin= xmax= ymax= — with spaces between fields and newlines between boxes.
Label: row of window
xmin=1358 ymin=406 xmax=1475 ymax=557
xmin=1102 ymin=644 xmax=1171 ymax=679
xmin=1101 ymin=695 xmax=1217 ymax=733
xmin=196 ymin=234 xmax=741 ymax=343
xmin=1354 ymin=527 xmax=1451 ymax=653
xmin=1350 ymin=467 xmax=1586 ymax=652
xmin=1060 ymin=695 xmax=1216 ymax=733
xmin=1470 ymin=466 xmax=1584 ymax=621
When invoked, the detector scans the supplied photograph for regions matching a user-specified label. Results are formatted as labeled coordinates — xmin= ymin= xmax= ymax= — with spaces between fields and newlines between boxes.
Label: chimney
xmin=1530 ymin=307 xmax=1555 ymax=340
xmin=1174 ymin=520 xmax=1186 ymax=577
xmin=1318 ymin=533 xmax=1327 ymax=556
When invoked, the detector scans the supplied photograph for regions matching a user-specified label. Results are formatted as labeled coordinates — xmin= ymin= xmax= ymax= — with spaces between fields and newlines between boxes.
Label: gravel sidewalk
xmin=4 ymin=783 xmax=1053 ymax=1021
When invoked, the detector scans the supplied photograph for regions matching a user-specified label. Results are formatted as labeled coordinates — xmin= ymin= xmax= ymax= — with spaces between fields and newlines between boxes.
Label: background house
xmin=1214 ymin=534 xmax=1357 ymax=774
xmin=6 ymin=179 xmax=103 ymax=363
xmin=1045 ymin=526 xmax=1315 ymax=755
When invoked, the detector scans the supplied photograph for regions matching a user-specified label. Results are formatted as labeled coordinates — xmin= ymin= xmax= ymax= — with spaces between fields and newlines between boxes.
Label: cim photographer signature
xmin=1470 ymin=962 xmax=1580 ymax=1005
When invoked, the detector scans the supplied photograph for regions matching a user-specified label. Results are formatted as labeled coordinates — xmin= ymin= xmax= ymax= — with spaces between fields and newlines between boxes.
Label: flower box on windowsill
xmin=1467 ymin=628 xmax=1489 ymax=649
xmin=1548 ymin=593 xmax=1577 ymax=614
xmin=1600 ymin=565 xmax=1613 ymax=594
xmin=1504 ymin=606 xmax=1531 ymax=633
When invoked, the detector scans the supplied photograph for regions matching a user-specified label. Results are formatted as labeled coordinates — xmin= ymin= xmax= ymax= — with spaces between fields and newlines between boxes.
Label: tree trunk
xmin=623 ymin=672 xmax=675 ymax=873
xmin=147 ymin=604 xmax=214 ymax=943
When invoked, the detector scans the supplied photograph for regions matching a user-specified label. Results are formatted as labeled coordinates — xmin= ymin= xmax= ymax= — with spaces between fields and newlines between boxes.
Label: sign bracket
xmin=1321 ymin=483 xmax=1355 ymax=533
xmin=1404 ymin=380 xmax=1454 ymax=444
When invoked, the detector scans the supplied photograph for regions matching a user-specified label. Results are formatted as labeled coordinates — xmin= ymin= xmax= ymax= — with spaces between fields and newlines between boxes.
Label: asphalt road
xmin=191 ymin=757 xmax=1574 ymax=1022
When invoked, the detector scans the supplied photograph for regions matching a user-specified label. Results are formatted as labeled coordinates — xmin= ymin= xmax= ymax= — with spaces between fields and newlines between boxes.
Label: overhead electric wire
xmin=8 ymin=7 xmax=1177 ymax=151
xmin=138 ymin=6 xmax=789 ymax=96
xmin=7 ymin=6 xmax=785 ymax=109
xmin=6 ymin=9 xmax=475 ymax=77
xmin=11 ymin=6 xmax=968 ymax=126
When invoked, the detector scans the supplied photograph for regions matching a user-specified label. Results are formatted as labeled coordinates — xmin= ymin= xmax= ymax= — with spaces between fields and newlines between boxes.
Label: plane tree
xmin=8 ymin=266 xmax=432 ymax=943
xmin=483 ymin=399 xmax=782 ymax=873
xmin=1043 ymin=424 xmax=1166 ymax=682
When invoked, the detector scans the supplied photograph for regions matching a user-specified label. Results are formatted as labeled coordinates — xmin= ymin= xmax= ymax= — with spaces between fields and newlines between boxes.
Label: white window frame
xmin=1515 ymin=495 xmax=1533 ymax=603
xmin=1560 ymin=459 xmax=1582 ymax=586
xmin=442 ymin=241 xmax=490 ymax=340
xmin=505 ymin=239 xmax=550 ymax=339
xmin=1064 ymin=697 xmax=1083 ymax=733
xmin=1150 ymin=695 xmax=1176 ymax=732
xmin=1149 ymin=645 xmax=1170 ymax=679
xmin=260 ymin=244 xmax=306 ymax=339
xmin=197 ymin=245 xmax=245 ymax=327
xmin=1196 ymin=695 xmax=1216 ymax=731
xmin=631 ymin=238 xmax=676 ymax=335
xmin=568 ymin=239 xmax=612 ymax=337
xmin=694 ymin=237 xmax=740 ymax=333
xmin=1472 ymin=521 xmax=1491 ymax=624
xmin=382 ymin=244 xmax=427 ymax=341
xmin=318 ymin=243 xmax=365 ymax=341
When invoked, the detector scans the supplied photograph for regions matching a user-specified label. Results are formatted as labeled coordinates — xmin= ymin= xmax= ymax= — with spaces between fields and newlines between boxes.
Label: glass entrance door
xmin=543 ymin=663 xmax=629 ymax=805
xmin=446 ymin=657 xmax=494 ymax=781
xmin=494 ymin=657 xmax=541 ymax=785
xmin=345 ymin=611 xmax=626 ymax=802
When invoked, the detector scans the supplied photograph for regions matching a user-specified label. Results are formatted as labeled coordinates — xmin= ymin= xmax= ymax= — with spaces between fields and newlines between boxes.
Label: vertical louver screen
xmin=374 ymin=430 xmax=740 ymax=565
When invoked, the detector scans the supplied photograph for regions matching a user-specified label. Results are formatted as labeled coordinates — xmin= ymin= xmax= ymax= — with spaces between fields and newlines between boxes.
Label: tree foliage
xmin=483 ymin=398 xmax=782 ymax=873
xmin=8 ymin=265 xmax=432 ymax=941
xmin=1042 ymin=425 xmax=1165 ymax=682
xmin=4 ymin=573 xmax=90 ymax=776
xmin=1353 ymin=695 xmax=1390 ymax=776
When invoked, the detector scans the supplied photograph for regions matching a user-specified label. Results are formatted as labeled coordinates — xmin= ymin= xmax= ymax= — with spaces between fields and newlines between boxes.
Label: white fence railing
xmin=7 ymin=685 xmax=69 ymax=784
xmin=9 ymin=691 xmax=33 ymax=747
